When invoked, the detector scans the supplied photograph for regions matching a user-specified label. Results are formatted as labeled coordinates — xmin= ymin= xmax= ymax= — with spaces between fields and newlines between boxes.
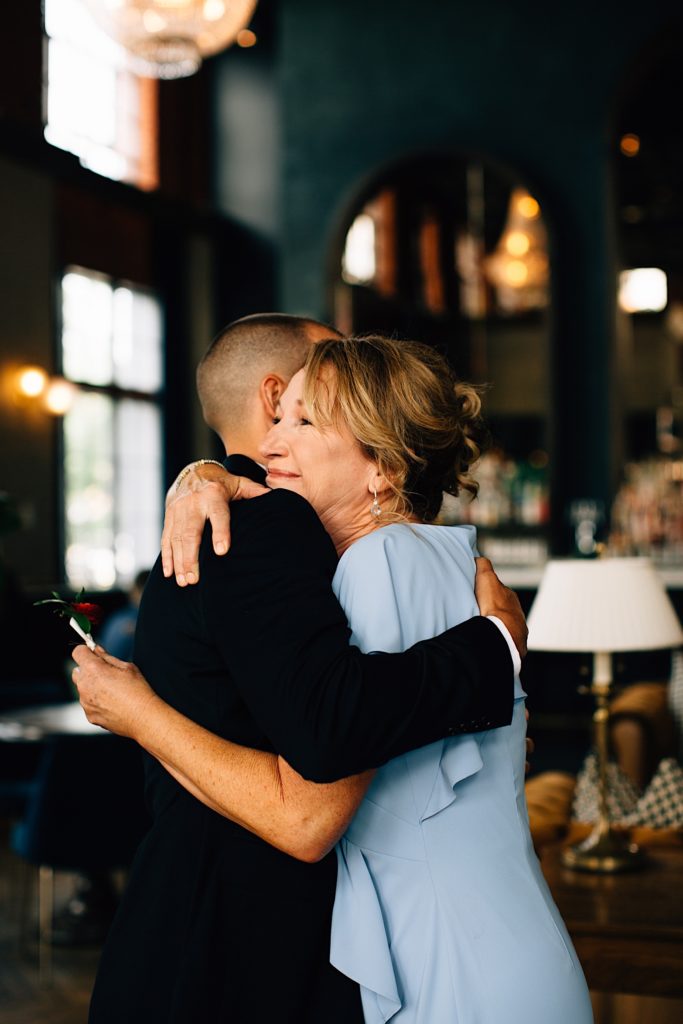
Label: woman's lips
xmin=266 ymin=469 xmax=301 ymax=480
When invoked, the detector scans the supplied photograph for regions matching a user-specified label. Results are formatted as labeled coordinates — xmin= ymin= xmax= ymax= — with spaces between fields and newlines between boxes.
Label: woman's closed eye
xmin=270 ymin=416 xmax=311 ymax=426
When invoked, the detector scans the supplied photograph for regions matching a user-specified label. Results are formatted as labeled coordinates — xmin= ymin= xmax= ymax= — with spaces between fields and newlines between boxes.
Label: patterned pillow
xmin=571 ymin=752 xmax=641 ymax=823
xmin=623 ymin=758 xmax=683 ymax=829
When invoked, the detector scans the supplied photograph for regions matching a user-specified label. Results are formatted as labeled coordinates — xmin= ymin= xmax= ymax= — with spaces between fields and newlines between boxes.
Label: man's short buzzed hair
xmin=196 ymin=313 xmax=341 ymax=434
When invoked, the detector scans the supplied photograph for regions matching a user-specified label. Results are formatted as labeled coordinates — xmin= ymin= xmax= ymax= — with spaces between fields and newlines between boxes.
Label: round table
xmin=0 ymin=701 xmax=103 ymax=742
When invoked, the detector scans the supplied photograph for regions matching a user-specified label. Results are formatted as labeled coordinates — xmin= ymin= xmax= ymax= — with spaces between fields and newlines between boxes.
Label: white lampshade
xmin=527 ymin=558 xmax=683 ymax=653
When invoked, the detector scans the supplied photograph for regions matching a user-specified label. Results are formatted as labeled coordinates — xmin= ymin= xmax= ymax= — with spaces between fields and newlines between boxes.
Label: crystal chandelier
xmin=84 ymin=0 xmax=258 ymax=79
xmin=484 ymin=189 xmax=549 ymax=314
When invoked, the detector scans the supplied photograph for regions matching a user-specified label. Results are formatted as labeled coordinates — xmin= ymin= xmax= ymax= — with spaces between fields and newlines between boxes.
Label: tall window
xmin=61 ymin=267 xmax=164 ymax=590
xmin=44 ymin=0 xmax=158 ymax=190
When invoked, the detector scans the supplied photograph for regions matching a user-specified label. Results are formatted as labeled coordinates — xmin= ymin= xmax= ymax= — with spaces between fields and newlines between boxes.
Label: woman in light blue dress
xmin=330 ymin=520 xmax=590 ymax=1023
xmin=74 ymin=335 xmax=593 ymax=1023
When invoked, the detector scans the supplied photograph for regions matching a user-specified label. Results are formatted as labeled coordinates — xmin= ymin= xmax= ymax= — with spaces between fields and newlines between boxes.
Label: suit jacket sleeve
xmin=200 ymin=490 xmax=514 ymax=783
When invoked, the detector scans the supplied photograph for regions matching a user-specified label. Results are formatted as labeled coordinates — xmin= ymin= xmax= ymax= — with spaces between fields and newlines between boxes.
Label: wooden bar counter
xmin=541 ymin=840 xmax=683 ymax=997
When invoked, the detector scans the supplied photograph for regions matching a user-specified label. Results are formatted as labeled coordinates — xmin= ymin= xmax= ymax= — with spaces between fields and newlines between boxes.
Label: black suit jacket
xmin=88 ymin=455 xmax=514 ymax=1024
xmin=192 ymin=455 xmax=513 ymax=782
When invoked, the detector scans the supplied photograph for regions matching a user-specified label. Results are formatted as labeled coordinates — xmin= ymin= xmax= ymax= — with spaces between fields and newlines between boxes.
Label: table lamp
xmin=527 ymin=557 xmax=683 ymax=872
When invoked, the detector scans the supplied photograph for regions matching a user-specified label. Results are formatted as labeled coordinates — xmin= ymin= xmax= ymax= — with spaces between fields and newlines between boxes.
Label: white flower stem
xmin=69 ymin=617 xmax=96 ymax=651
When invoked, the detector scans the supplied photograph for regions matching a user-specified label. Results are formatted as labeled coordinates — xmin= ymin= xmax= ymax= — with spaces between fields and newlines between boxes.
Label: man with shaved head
xmin=82 ymin=313 xmax=526 ymax=1024
xmin=196 ymin=313 xmax=338 ymax=445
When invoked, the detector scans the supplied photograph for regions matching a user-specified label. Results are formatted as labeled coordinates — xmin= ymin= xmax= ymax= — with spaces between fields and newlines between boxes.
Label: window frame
xmin=42 ymin=0 xmax=159 ymax=192
xmin=55 ymin=264 xmax=166 ymax=590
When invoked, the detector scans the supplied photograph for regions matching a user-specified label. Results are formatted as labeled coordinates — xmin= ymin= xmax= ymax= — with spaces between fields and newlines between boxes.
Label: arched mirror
xmin=330 ymin=155 xmax=552 ymax=573
xmin=610 ymin=34 xmax=683 ymax=569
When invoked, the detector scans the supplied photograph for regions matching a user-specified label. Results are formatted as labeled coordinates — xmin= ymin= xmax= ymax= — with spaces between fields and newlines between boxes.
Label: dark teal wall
xmin=271 ymin=0 xmax=681 ymax=548
xmin=279 ymin=0 xmax=678 ymax=310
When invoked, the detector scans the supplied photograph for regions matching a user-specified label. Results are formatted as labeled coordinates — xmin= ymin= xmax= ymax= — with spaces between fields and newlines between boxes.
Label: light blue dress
xmin=330 ymin=524 xmax=593 ymax=1024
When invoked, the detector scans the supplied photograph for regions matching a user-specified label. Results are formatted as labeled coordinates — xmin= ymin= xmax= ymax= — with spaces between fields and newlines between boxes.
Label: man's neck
xmin=219 ymin=432 xmax=263 ymax=465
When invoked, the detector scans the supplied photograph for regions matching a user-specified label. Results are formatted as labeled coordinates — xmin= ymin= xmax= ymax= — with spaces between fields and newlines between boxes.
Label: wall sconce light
xmin=44 ymin=377 xmax=76 ymax=416
xmin=16 ymin=365 xmax=49 ymax=400
xmin=8 ymin=365 xmax=75 ymax=416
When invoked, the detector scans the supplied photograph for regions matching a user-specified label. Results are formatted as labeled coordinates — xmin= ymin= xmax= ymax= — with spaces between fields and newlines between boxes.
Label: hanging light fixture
xmin=84 ymin=0 xmax=259 ymax=79
xmin=484 ymin=189 xmax=549 ymax=314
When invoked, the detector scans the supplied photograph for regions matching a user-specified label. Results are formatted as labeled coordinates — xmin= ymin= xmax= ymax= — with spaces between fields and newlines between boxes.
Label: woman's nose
xmin=259 ymin=421 xmax=286 ymax=460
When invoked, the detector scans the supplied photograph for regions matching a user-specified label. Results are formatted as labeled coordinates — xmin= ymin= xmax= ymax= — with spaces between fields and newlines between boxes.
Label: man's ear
xmin=259 ymin=375 xmax=287 ymax=418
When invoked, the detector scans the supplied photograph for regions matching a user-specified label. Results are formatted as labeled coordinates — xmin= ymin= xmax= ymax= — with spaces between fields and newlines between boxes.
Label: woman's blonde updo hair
xmin=302 ymin=335 xmax=487 ymax=523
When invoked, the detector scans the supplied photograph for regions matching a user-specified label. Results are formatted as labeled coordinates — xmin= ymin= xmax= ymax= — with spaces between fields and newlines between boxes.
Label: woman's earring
xmin=371 ymin=488 xmax=382 ymax=519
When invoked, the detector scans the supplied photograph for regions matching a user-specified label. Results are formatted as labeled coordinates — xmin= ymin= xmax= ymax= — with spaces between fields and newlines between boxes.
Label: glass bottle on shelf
xmin=609 ymin=458 xmax=683 ymax=566
xmin=439 ymin=449 xmax=550 ymax=566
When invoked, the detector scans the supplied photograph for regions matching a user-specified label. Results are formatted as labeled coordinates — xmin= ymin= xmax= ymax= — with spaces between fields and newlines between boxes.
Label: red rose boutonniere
xmin=34 ymin=589 xmax=102 ymax=650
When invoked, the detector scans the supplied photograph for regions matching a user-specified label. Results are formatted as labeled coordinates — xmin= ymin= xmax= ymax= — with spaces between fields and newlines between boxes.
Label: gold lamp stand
xmin=562 ymin=651 xmax=646 ymax=873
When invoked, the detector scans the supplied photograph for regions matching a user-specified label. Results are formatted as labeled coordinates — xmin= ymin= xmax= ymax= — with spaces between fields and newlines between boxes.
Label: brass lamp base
xmin=560 ymin=653 xmax=647 ymax=875
xmin=562 ymin=826 xmax=646 ymax=874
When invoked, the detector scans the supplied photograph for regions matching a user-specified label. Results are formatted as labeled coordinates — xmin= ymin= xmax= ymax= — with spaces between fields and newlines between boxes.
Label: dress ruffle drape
xmin=331 ymin=735 xmax=484 ymax=1022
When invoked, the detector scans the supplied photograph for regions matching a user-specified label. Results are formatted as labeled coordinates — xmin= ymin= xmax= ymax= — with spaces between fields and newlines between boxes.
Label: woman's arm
xmin=72 ymin=645 xmax=373 ymax=863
